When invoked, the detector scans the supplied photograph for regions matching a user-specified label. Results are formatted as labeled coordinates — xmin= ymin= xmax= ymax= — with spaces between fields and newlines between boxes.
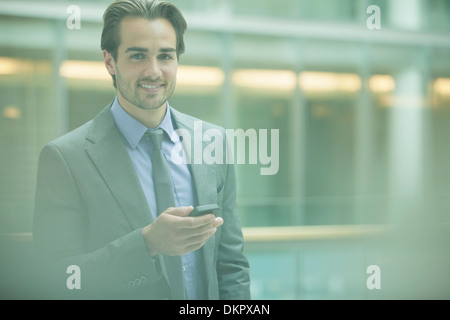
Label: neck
xmin=117 ymin=96 xmax=167 ymax=129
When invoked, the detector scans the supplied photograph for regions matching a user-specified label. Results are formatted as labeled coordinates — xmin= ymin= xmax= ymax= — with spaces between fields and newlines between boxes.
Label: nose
xmin=143 ymin=57 xmax=162 ymax=79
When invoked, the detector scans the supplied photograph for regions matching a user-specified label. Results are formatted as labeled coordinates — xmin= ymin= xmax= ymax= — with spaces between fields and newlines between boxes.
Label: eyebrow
xmin=125 ymin=46 xmax=176 ymax=54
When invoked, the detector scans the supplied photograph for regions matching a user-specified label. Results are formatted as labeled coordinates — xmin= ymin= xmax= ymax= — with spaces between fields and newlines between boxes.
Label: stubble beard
xmin=115 ymin=69 xmax=176 ymax=111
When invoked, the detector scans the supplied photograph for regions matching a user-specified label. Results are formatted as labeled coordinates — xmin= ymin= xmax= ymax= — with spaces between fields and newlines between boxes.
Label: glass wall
xmin=1 ymin=0 xmax=450 ymax=299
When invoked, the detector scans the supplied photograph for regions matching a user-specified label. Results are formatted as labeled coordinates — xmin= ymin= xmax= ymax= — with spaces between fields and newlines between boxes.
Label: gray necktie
xmin=148 ymin=128 xmax=186 ymax=300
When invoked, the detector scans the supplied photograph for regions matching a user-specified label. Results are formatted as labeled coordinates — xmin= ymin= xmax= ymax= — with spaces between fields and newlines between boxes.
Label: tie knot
xmin=147 ymin=128 xmax=164 ymax=150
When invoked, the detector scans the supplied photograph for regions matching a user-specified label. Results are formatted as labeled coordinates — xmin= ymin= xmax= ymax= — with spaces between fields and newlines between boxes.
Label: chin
xmin=138 ymin=101 xmax=166 ymax=111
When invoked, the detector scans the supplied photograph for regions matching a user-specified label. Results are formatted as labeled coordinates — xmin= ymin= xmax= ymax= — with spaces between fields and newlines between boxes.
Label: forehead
xmin=118 ymin=16 xmax=176 ymax=50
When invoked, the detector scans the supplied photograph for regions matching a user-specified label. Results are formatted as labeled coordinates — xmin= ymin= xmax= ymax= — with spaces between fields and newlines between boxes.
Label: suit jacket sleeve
xmin=33 ymin=142 xmax=165 ymax=299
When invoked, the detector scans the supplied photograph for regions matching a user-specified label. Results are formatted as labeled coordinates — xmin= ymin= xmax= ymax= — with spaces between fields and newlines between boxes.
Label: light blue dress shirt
xmin=110 ymin=97 xmax=206 ymax=299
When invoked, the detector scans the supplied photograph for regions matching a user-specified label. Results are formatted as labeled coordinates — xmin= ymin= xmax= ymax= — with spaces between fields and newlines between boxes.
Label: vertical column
xmin=388 ymin=66 xmax=425 ymax=224
xmin=292 ymin=39 xmax=307 ymax=300
xmin=218 ymin=0 xmax=234 ymax=129
xmin=53 ymin=19 xmax=69 ymax=136
xmin=354 ymin=43 xmax=374 ymax=224
xmin=292 ymin=39 xmax=306 ymax=226
xmin=388 ymin=0 xmax=423 ymax=31
xmin=387 ymin=0 xmax=426 ymax=223
xmin=220 ymin=32 xmax=234 ymax=129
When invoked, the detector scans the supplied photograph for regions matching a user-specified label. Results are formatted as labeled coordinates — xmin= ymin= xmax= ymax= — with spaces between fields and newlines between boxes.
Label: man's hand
xmin=141 ymin=206 xmax=223 ymax=257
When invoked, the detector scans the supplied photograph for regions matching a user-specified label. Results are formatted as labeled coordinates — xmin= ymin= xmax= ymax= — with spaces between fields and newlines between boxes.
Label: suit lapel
xmin=171 ymin=109 xmax=218 ymax=284
xmin=84 ymin=105 xmax=153 ymax=230
xmin=171 ymin=109 xmax=217 ymax=207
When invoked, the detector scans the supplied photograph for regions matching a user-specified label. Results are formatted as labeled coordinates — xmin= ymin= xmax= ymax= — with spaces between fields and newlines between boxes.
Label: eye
xmin=159 ymin=54 xmax=173 ymax=60
xmin=131 ymin=53 xmax=145 ymax=60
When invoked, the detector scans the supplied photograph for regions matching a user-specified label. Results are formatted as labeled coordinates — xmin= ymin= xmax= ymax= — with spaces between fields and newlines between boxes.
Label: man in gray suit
xmin=33 ymin=0 xmax=250 ymax=300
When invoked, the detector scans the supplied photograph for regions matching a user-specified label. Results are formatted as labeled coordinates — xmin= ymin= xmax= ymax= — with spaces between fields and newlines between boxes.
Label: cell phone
xmin=190 ymin=204 xmax=219 ymax=217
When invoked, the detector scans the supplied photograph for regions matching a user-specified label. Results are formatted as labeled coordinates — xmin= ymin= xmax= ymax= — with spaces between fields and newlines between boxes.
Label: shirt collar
xmin=110 ymin=97 xmax=177 ymax=149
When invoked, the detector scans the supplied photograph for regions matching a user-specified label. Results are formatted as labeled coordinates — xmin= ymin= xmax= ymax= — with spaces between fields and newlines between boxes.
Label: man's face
xmin=105 ymin=17 xmax=178 ymax=112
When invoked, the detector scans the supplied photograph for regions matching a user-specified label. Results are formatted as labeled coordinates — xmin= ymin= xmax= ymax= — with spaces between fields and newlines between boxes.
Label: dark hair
xmin=101 ymin=0 xmax=187 ymax=87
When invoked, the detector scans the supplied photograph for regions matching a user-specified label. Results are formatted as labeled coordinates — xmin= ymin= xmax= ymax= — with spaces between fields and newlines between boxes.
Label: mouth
xmin=138 ymin=82 xmax=164 ymax=93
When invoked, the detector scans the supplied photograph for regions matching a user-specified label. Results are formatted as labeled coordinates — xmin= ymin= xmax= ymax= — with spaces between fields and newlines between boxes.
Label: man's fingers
xmin=183 ymin=227 xmax=218 ymax=252
xmin=165 ymin=207 xmax=220 ymax=227
xmin=182 ymin=217 xmax=222 ymax=242
xmin=172 ymin=213 xmax=222 ymax=242
xmin=189 ymin=215 xmax=222 ymax=227
xmin=183 ymin=215 xmax=223 ymax=235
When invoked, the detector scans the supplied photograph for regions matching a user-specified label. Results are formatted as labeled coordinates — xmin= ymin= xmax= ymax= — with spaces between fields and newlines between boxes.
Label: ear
xmin=103 ymin=50 xmax=116 ymax=76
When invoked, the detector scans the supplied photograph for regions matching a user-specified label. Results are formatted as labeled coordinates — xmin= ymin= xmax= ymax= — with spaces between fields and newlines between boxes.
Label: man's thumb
xmin=164 ymin=206 xmax=193 ymax=217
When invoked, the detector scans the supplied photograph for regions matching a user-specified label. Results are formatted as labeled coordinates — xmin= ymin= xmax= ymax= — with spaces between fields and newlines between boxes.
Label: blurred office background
xmin=1 ymin=0 xmax=450 ymax=299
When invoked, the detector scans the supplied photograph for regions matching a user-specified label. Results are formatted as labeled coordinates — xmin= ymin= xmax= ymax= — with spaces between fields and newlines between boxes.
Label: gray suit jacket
xmin=32 ymin=102 xmax=251 ymax=300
